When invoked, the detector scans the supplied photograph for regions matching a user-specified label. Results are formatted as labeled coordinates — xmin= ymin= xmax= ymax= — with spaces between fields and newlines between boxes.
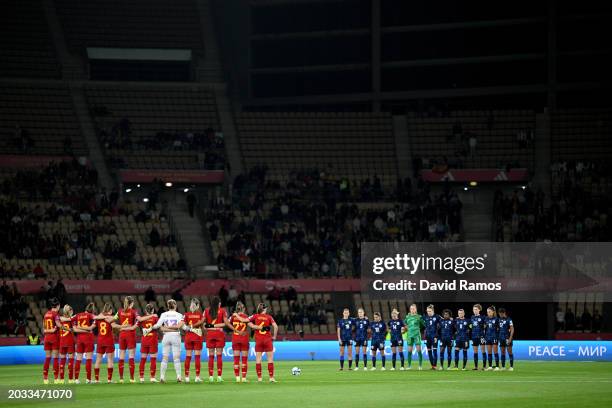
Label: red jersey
xmin=43 ymin=310 xmax=60 ymax=340
xmin=59 ymin=316 xmax=76 ymax=346
xmin=230 ymin=313 xmax=249 ymax=342
xmin=96 ymin=315 xmax=115 ymax=344
xmin=140 ymin=315 xmax=159 ymax=345
xmin=74 ymin=312 xmax=95 ymax=339
xmin=249 ymin=313 xmax=276 ymax=340
xmin=117 ymin=308 xmax=139 ymax=333
xmin=184 ymin=311 xmax=203 ymax=339
xmin=204 ymin=307 xmax=227 ymax=332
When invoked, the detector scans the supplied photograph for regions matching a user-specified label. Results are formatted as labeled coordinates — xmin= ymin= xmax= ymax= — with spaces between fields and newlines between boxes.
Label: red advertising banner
xmin=421 ymin=168 xmax=529 ymax=183
xmin=7 ymin=279 xmax=186 ymax=295
xmin=120 ymin=169 xmax=224 ymax=184
xmin=183 ymin=279 xmax=361 ymax=295
xmin=0 ymin=155 xmax=76 ymax=169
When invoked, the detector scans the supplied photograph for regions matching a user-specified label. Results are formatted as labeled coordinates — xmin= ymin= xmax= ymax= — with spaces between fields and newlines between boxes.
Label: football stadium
xmin=1 ymin=1 xmax=611 ymax=407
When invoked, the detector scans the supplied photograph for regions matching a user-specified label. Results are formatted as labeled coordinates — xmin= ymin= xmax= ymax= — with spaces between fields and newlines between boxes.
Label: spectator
xmin=187 ymin=193 xmax=196 ymax=218
xmin=581 ymin=309 xmax=592 ymax=333
xmin=33 ymin=263 xmax=45 ymax=279
xmin=565 ymin=308 xmax=575 ymax=331
xmin=172 ymin=288 xmax=183 ymax=302
xmin=149 ymin=227 xmax=161 ymax=247
xmin=555 ymin=308 xmax=565 ymax=331
xmin=218 ymin=285 xmax=228 ymax=306
xmin=144 ymin=286 xmax=156 ymax=303
xmin=227 ymin=285 xmax=238 ymax=304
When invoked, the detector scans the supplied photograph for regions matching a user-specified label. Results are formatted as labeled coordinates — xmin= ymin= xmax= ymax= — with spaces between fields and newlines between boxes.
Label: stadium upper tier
xmin=552 ymin=109 xmax=612 ymax=162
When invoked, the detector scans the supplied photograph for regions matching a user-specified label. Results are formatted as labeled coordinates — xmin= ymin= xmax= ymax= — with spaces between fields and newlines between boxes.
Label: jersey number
xmin=44 ymin=319 xmax=54 ymax=330
xmin=99 ymin=324 xmax=108 ymax=336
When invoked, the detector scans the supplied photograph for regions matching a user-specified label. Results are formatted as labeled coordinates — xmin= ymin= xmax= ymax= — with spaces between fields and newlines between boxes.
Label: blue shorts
xmin=499 ymin=338 xmax=512 ymax=346
xmin=472 ymin=337 xmax=485 ymax=346
xmin=339 ymin=339 xmax=352 ymax=347
xmin=485 ymin=338 xmax=498 ymax=345
xmin=354 ymin=339 xmax=367 ymax=347
xmin=440 ymin=339 xmax=453 ymax=348
xmin=425 ymin=337 xmax=438 ymax=349
xmin=455 ymin=340 xmax=469 ymax=349
xmin=371 ymin=340 xmax=385 ymax=351
xmin=390 ymin=339 xmax=404 ymax=347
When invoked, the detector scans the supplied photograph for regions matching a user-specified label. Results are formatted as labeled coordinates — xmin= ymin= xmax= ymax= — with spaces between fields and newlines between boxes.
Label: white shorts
xmin=161 ymin=334 xmax=182 ymax=360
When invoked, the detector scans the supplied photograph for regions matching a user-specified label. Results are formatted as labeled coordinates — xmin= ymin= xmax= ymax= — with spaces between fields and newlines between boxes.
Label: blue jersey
xmin=337 ymin=318 xmax=354 ymax=341
xmin=454 ymin=318 xmax=469 ymax=341
xmin=423 ymin=314 xmax=441 ymax=339
xmin=388 ymin=319 xmax=405 ymax=341
xmin=484 ymin=316 xmax=499 ymax=340
xmin=354 ymin=317 xmax=369 ymax=341
xmin=469 ymin=314 xmax=485 ymax=339
xmin=440 ymin=318 xmax=454 ymax=341
xmin=498 ymin=317 xmax=513 ymax=340
xmin=370 ymin=321 xmax=386 ymax=343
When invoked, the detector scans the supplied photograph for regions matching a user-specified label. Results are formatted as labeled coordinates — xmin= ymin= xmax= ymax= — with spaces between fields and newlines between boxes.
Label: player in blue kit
xmin=469 ymin=304 xmax=486 ymax=370
xmin=484 ymin=306 xmax=500 ymax=371
xmin=422 ymin=305 xmax=441 ymax=370
xmin=336 ymin=308 xmax=354 ymax=371
xmin=387 ymin=309 xmax=406 ymax=370
xmin=369 ymin=312 xmax=386 ymax=370
xmin=353 ymin=308 xmax=369 ymax=371
xmin=498 ymin=308 xmax=515 ymax=371
xmin=452 ymin=308 xmax=470 ymax=370
xmin=439 ymin=309 xmax=454 ymax=370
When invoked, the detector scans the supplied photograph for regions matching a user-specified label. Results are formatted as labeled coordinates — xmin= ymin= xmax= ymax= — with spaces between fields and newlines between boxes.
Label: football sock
xmin=216 ymin=355 xmax=223 ymax=376
xmin=418 ymin=350 xmax=423 ymax=367
xmin=256 ymin=363 xmax=262 ymax=379
xmin=129 ymin=358 xmax=135 ymax=379
xmin=195 ymin=356 xmax=201 ymax=376
xmin=494 ymin=352 xmax=499 ymax=367
xmin=509 ymin=353 xmax=514 ymax=368
xmin=454 ymin=349 xmax=459 ymax=367
xmin=85 ymin=359 xmax=92 ymax=381
xmin=241 ymin=356 xmax=248 ymax=378
xmin=184 ymin=355 xmax=191 ymax=377
xmin=462 ymin=350 xmax=468 ymax=368
xmin=150 ymin=357 xmax=157 ymax=377
xmin=74 ymin=359 xmax=81 ymax=380
xmin=267 ymin=362 xmax=274 ymax=378
xmin=363 ymin=353 xmax=368 ymax=367
xmin=392 ymin=352 xmax=396 ymax=368
xmin=208 ymin=355 xmax=214 ymax=376
xmin=53 ymin=356 xmax=59 ymax=379
xmin=160 ymin=361 xmax=167 ymax=380
xmin=60 ymin=356 xmax=66 ymax=380
xmin=139 ymin=358 xmax=146 ymax=378
xmin=94 ymin=367 xmax=100 ymax=381
xmin=482 ymin=352 xmax=487 ymax=367
xmin=173 ymin=357 xmax=181 ymax=379
xmin=474 ymin=352 xmax=479 ymax=368
xmin=107 ymin=367 xmax=113 ymax=381
xmin=372 ymin=356 xmax=376 ymax=367
xmin=118 ymin=360 xmax=124 ymax=379
xmin=407 ymin=351 xmax=412 ymax=367
xmin=43 ymin=356 xmax=51 ymax=379
xmin=68 ymin=358 xmax=74 ymax=380
xmin=348 ymin=359 xmax=352 ymax=369
xmin=233 ymin=356 xmax=240 ymax=377
xmin=381 ymin=356 xmax=386 ymax=368
xmin=399 ymin=352 xmax=405 ymax=367
xmin=340 ymin=356 xmax=344 ymax=369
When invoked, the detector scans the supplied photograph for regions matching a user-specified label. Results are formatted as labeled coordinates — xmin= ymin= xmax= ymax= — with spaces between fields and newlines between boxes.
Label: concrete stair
xmin=168 ymin=201 xmax=210 ymax=275
xmin=460 ymin=187 xmax=496 ymax=242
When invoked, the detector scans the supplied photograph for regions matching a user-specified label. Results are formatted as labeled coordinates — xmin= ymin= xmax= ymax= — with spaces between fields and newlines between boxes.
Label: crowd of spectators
xmin=555 ymin=307 xmax=604 ymax=333
xmin=0 ymin=281 xmax=28 ymax=336
xmin=206 ymin=166 xmax=462 ymax=279
xmin=0 ymin=161 xmax=184 ymax=279
xmin=493 ymin=161 xmax=611 ymax=242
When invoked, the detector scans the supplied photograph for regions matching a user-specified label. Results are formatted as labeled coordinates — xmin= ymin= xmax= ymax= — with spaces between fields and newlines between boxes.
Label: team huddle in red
xmin=41 ymin=296 xmax=279 ymax=384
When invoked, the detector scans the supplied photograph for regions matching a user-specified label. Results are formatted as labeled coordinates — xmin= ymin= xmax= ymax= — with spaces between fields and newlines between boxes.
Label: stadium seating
xmin=407 ymin=110 xmax=535 ymax=169
xmin=551 ymin=109 xmax=612 ymax=162
xmin=55 ymin=0 xmax=204 ymax=54
xmin=237 ymin=112 xmax=398 ymax=186
xmin=0 ymin=0 xmax=60 ymax=78
xmin=0 ymin=83 xmax=85 ymax=155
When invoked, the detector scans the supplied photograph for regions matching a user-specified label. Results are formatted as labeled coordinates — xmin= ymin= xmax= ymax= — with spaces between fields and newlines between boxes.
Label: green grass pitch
xmin=1 ymin=361 xmax=611 ymax=408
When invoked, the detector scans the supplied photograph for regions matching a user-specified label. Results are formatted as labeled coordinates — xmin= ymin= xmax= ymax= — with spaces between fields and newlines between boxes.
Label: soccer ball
xmin=291 ymin=367 xmax=301 ymax=376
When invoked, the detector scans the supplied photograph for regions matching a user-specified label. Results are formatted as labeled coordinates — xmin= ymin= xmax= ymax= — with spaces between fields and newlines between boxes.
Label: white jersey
xmin=153 ymin=310 xmax=184 ymax=338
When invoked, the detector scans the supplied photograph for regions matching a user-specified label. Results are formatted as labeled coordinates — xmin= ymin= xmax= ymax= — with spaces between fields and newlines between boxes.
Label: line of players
xmin=337 ymin=303 xmax=515 ymax=371
xmin=41 ymin=296 xmax=279 ymax=384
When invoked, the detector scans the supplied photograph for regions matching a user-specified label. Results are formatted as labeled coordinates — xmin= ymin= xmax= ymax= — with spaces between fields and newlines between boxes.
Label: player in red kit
xmin=42 ymin=298 xmax=61 ymax=384
xmin=247 ymin=303 xmax=278 ymax=382
xmin=203 ymin=296 xmax=231 ymax=382
xmin=139 ymin=303 xmax=159 ymax=383
xmin=72 ymin=303 xmax=98 ymax=384
xmin=229 ymin=301 xmax=261 ymax=383
xmin=183 ymin=298 xmax=204 ymax=383
xmin=94 ymin=303 xmax=122 ymax=383
xmin=58 ymin=305 xmax=76 ymax=384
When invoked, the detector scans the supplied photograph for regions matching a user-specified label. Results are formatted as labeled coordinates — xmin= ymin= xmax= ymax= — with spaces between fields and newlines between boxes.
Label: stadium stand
xmin=0 ymin=82 xmax=85 ymax=155
xmin=85 ymin=84 xmax=224 ymax=170
xmin=237 ymin=112 xmax=398 ymax=186
xmin=551 ymin=109 xmax=612 ymax=162
xmin=407 ymin=109 xmax=536 ymax=170
xmin=0 ymin=0 xmax=60 ymax=79
xmin=55 ymin=0 xmax=204 ymax=54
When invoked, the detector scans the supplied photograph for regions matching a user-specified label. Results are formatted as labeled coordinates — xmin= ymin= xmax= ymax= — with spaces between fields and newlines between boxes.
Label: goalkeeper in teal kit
xmin=404 ymin=304 xmax=425 ymax=369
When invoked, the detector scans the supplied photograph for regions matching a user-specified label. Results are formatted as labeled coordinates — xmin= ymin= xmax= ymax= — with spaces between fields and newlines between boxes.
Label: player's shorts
xmin=232 ymin=339 xmax=250 ymax=352
xmin=472 ymin=337 xmax=485 ymax=346
xmin=339 ymin=339 xmax=352 ymax=347
xmin=354 ymin=339 xmax=367 ymax=347
xmin=485 ymin=338 xmax=498 ymax=345
xmin=255 ymin=337 xmax=273 ymax=353
xmin=499 ymin=338 xmax=512 ymax=347
xmin=43 ymin=335 xmax=59 ymax=351
xmin=140 ymin=342 xmax=158 ymax=355
xmin=206 ymin=331 xmax=225 ymax=349
xmin=425 ymin=337 xmax=438 ymax=349
xmin=440 ymin=339 xmax=453 ymax=349
xmin=390 ymin=339 xmax=404 ymax=347
xmin=76 ymin=336 xmax=94 ymax=353
xmin=185 ymin=337 xmax=203 ymax=351
xmin=406 ymin=336 xmax=422 ymax=347
xmin=118 ymin=332 xmax=136 ymax=350
xmin=370 ymin=340 xmax=385 ymax=351
xmin=454 ymin=340 xmax=469 ymax=349
xmin=59 ymin=344 xmax=75 ymax=354
xmin=96 ymin=343 xmax=115 ymax=355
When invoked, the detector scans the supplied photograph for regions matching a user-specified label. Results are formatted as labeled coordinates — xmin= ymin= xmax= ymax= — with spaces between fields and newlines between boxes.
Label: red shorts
xmin=118 ymin=332 xmax=136 ymax=350
xmin=255 ymin=337 xmax=273 ymax=353
xmin=206 ymin=331 xmax=225 ymax=349
xmin=59 ymin=344 xmax=75 ymax=355
xmin=97 ymin=343 xmax=115 ymax=355
xmin=44 ymin=335 xmax=59 ymax=351
xmin=185 ymin=336 xmax=203 ymax=351
xmin=76 ymin=335 xmax=95 ymax=353
xmin=140 ymin=342 xmax=158 ymax=355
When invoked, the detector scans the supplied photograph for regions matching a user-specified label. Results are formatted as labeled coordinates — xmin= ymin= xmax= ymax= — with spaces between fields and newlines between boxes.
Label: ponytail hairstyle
xmin=102 ymin=303 xmax=113 ymax=314
xmin=123 ymin=295 xmax=134 ymax=311
xmin=85 ymin=302 xmax=96 ymax=314
xmin=145 ymin=303 xmax=155 ymax=315
xmin=63 ymin=304 xmax=73 ymax=317
xmin=189 ymin=298 xmax=201 ymax=313
xmin=210 ymin=296 xmax=220 ymax=319
xmin=487 ymin=305 xmax=497 ymax=317
xmin=256 ymin=302 xmax=267 ymax=314
xmin=235 ymin=301 xmax=245 ymax=314
xmin=48 ymin=297 xmax=60 ymax=310
xmin=167 ymin=299 xmax=177 ymax=311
